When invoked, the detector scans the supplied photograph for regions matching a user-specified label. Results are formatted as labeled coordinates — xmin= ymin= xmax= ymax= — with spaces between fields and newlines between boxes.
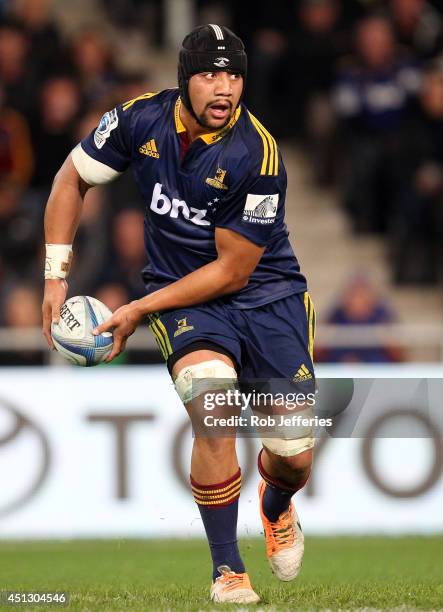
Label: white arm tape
xmin=45 ymin=244 xmax=73 ymax=280
xmin=71 ymin=144 xmax=122 ymax=186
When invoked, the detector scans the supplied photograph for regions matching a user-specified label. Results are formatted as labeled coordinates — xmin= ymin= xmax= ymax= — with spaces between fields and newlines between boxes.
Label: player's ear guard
xmin=45 ymin=244 xmax=73 ymax=280
xmin=174 ymin=359 xmax=237 ymax=405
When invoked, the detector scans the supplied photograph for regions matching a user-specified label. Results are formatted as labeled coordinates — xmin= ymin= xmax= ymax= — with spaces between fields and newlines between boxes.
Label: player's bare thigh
xmin=173 ymin=350 xmax=239 ymax=481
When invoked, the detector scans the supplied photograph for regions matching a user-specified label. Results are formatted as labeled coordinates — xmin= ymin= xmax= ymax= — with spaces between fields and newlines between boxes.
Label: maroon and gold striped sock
xmin=191 ymin=468 xmax=245 ymax=580
xmin=258 ymin=448 xmax=298 ymax=522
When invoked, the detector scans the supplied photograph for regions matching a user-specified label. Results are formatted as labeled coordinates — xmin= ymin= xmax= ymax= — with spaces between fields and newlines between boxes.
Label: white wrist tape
xmin=45 ymin=244 xmax=73 ymax=279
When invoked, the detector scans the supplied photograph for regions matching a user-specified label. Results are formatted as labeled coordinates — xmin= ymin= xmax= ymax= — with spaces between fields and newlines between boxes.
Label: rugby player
xmin=42 ymin=24 xmax=316 ymax=604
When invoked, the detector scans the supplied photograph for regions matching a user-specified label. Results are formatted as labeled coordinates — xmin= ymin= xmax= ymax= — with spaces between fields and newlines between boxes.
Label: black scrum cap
xmin=178 ymin=24 xmax=247 ymax=117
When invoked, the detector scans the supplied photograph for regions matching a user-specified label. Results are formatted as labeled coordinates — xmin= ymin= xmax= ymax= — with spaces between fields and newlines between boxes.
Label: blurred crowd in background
xmin=240 ymin=0 xmax=443 ymax=286
xmin=1 ymin=0 xmax=443 ymax=364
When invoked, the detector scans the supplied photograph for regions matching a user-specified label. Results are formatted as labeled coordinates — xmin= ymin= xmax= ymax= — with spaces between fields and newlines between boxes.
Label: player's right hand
xmin=42 ymin=279 xmax=68 ymax=349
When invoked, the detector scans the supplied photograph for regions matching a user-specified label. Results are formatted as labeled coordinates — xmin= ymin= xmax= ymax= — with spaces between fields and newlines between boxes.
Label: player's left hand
xmin=93 ymin=301 xmax=143 ymax=362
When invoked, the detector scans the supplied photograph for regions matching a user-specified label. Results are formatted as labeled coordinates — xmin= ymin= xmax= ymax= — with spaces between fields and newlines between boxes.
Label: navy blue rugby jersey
xmin=72 ymin=88 xmax=307 ymax=308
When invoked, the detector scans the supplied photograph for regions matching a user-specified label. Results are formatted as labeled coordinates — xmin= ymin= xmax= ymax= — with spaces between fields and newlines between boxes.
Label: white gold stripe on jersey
xmin=209 ymin=24 xmax=224 ymax=40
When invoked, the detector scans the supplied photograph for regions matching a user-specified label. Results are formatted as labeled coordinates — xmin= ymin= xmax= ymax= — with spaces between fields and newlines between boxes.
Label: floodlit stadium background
xmin=0 ymin=0 xmax=442 ymax=538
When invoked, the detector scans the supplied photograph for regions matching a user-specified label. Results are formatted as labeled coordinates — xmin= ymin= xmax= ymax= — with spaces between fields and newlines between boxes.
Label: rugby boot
xmin=210 ymin=565 xmax=260 ymax=604
xmin=258 ymin=479 xmax=304 ymax=581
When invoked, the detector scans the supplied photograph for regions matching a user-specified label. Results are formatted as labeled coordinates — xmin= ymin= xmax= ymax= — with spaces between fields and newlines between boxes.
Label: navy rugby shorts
xmin=147 ymin=292 xmax=316 ymax=387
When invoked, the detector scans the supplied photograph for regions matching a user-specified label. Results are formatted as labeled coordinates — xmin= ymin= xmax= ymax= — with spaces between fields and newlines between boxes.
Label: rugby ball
xmin=51 ymin=296 xmax=113 ymax=366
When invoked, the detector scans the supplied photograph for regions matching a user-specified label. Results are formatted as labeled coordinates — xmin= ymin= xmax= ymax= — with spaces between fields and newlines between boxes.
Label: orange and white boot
xmin=210 ymin=565 xmax=260 ymax=604
xmin=258 ymin=479 xmax=304 ymax=581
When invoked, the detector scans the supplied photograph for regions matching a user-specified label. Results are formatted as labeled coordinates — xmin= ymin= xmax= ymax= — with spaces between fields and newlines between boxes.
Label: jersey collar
xmin=174 ymin=97 xmax=241 ymax=145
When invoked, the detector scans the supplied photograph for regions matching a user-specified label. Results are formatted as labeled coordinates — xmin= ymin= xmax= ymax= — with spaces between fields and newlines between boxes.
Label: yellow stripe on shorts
xmin=154 ymin=315 xmax=173 ymax=356
xmin=148 ymin=315 xmax=168 ymax=360
xmin=304 ymin=292 xmax=316 ymax=362
xmin=147 ymin=313 xmax=173 ymax=359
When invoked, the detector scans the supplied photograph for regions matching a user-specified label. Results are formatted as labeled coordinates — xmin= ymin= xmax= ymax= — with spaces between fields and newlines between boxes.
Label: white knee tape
xmin=174 ymin=359 xmax=237 ymax=405
xmin=261 ymin=436 xmax=315 ymax=457
xmin=261 ymin=403 xmax=315 ymax=456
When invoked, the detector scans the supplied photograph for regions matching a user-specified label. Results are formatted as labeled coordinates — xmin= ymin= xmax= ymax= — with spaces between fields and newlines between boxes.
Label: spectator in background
xmin=11 ymin=0 xmax=67 ymax=80
xmin=0 ymin=83 xmax=34 ymax=186
xmin=115 ymin=71 xmax=152 ymax=107
xmin=30 ymin=77 xmax=80 ymax=191
xmin=0 ymin=283 xmax=44 ymax=365
xmin=333 ymin=15 xmax=421 ymax=233
xmin=2 ymin=283 xmax=41 ymax=327
xmin=0 ymin=22 xmax=35 ymax=117
xmin=287 ymin=0 xmax=349 ymax=183
xmin=0 ymin=181 xmax=42 ymax=280
xmin=0 ymin=81 xmax=36 ymax=281
xmin=236 ymin=0 xmax=358 ymax=140
xmin=95 ymin=209 xmax=147 ymax=301
xmin=391 ymin=60 xmax=443 ymax=284
xmin=95 ymin=283 xmax=130 ymax=313
xmin=68 ymin=187 xmax=109 ymax=296
xmin=288 ymin=0 xmax=347 ymax=137
xmin=100 ymin=0 xmax=163 ymax=46
xmin=319 ymin=276 xmax=404 ymax=362
xmin=390 ymin=0 xmax=443 ymax=59
xmin=242 ymin=0 xmax=294 ymax=137
xmin=70 ymin=29 xmax=122 ymax=109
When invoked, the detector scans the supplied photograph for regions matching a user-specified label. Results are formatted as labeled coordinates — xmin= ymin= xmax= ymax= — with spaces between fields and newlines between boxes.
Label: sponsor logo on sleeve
xmin=94 ymin=109 xmax=119 ymax=149
xmin=242 ymin=193 xmax=279 ymax=224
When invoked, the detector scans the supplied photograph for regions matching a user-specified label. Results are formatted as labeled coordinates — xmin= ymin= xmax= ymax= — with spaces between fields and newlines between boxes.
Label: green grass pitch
xmin=0 ymin=537 xmax=442 ymax=610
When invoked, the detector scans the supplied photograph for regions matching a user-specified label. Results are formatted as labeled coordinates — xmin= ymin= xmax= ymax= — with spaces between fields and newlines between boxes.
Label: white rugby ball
xmin=51 ymin=296 xmax=113 ymax=366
